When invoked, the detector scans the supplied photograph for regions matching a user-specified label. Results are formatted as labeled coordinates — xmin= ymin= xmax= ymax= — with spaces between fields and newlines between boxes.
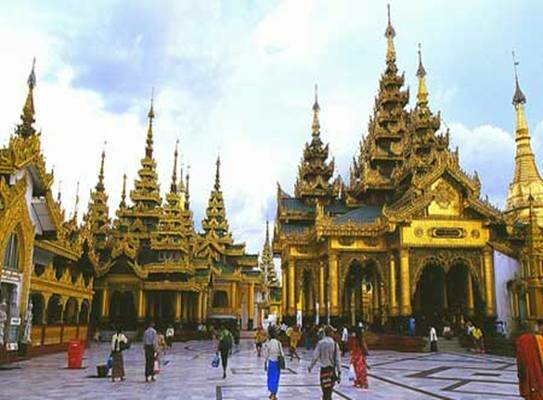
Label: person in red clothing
xmin=516 ymin=320 xmax=543 ymax=399
xmin=350 ymin=327 xmax=369 ymax=389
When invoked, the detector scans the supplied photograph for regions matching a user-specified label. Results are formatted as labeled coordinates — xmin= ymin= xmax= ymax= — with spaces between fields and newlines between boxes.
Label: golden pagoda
xmin=274 ymin=6 xmax=502 ymax=328
xmin=0 ymin=60 xmax=93 ymax=362
xmin=504 ymin=56 xmax=543 ymax=324
xmin=86 ymin=102 xmax=266 ymax=331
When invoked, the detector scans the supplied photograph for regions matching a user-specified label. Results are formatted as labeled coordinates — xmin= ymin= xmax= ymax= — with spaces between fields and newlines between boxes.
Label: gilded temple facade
xmin=0 ymin=63 xmax=93 ymax=362
xmin=84 ymin=101 xmax=267 ymax=331
xmin=273 ymin=9 xmax=506 ymax=329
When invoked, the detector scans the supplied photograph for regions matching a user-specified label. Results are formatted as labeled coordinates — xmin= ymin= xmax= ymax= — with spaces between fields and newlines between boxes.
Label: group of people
xmin=255 ymin=323 xmax=370 ymax=400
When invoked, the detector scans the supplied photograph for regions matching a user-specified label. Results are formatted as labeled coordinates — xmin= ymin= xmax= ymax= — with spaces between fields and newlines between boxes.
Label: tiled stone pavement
xmin=0 ymin=340 xmax=521 ymax=399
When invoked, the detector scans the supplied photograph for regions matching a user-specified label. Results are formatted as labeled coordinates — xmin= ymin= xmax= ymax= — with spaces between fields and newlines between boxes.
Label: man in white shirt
xmin=340 ymin=326 xmax=349 ymax=356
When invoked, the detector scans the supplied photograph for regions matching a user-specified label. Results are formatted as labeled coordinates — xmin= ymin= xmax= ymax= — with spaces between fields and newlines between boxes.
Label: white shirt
xmin=429 ymin=327 xmax=437 ymax=342
xmin=166 ymin=327 xmax=174 ymax=337
xmin=264 ymin=338 xmax=284 ymax=362
xmin=341 ymin=328 xmax=349 ymax=342
xmin=111 ymin=333 xmax=128 ymax=352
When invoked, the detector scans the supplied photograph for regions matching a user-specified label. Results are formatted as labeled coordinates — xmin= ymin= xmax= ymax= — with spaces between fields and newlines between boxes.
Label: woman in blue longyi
xmin=264 ymin=327 xmax=285 ymax=400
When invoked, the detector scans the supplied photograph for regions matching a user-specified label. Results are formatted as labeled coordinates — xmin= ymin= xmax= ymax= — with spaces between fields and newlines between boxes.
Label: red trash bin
xmin=67 ymin=339 xmax=84 ymax=369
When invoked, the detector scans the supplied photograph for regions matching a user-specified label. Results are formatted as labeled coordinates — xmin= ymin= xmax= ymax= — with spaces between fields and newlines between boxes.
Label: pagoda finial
xmin=215 ymin=155 xmax=221 ymax=190
xmin=512 ymin=51 xmax=526 ymax=106
xmin=73 ymin=181 xmax=80 ymax=220
xmin=18 ymin=57 xmax=37 ymax=138
xmin=384 ymin=4 xmax=396 ymax=65
xmin=120 ymin=173 xmax=127 ymax=208
xmin=145 ymin=89 xmax=155 ymax=158
xmin=170 ymin=139 xmax=179 ymax=194
xmin=97 ymin=142 xmax=106 ymax=191
xmin=57 ymin=180 xmax=62 ymax=203
xmin=312 ymin=84 xmax=321 ymax=137
xmin=185 ymin=165 xmax=191 ymax=208
xmin=265 ymin=219 xmax=270 ymax=245
xmin=416 ymin=43 xmax=429 ymax=106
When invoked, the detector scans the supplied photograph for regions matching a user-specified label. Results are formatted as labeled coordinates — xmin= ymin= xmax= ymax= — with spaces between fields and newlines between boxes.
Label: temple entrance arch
xmin=342 ymin=259 xmax=382 ymax=328
xmin=413 ymin=261 xmax=446 ymax=326
xmin=299 ymin=269 xmax=316 ymax=324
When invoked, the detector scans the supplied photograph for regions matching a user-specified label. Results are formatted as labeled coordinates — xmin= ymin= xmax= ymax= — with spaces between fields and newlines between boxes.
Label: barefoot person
xmin=218 ymin=326 xmax=234 ymax=379
xmin=308 ymin=326 xmax=341 ymax=400
xmin=516 ymin=319 xmax=543 ymax=399
xmin=351 ymin=327 xmax=369 ymax=389
xmin=110 ymin=327 xmax=128 ymax=382
xmin=264 ymin=327 xmax=285 ymax=400
xmin=255 ymin=325 xmax=267 ymax=357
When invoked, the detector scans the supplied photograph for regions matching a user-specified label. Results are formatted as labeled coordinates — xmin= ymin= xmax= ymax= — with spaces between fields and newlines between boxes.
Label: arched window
xmin=3 ymin=233 xmax=20 ymax=271
xmin=212 ymin=291 xmax=229 ymax=308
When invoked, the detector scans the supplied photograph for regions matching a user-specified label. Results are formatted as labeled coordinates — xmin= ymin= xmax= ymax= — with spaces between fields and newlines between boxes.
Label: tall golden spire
xmin=385 ymin=4 xmax=396 ymax=67
xmin=214 ymin=155 xmax=221 ymax=190
xmin=202 ymin=155 xmax=232 ymax=243
xmin=96 ymin=143 xmax=106 ymax=191
xmin=17 ymin=58 xmax=37 ymax=138
xmin=416 ymin=43 xmax=429 ymax=107
xmin=145 ymin=89 xmax=155 ymax=158
xmin=511 ymin=52 xmax=541 ymax=183
xmin=505 ymin=51 xmax=543 ymax=224
xmin=73 ymin=181 xmax=80 ymax=220
xmin=312 ymin=84 xmax=320 ymax=137
xmin=170 ymin=139 xmax=179 ymax=194
xmin=185 ymin=165 xmax=191 ymax=209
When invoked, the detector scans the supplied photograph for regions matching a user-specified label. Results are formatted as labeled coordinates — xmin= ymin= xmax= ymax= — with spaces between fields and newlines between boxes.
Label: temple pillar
xmin=389 ymin=255 xmax=399 ymax=316
xmin=483 ymin=247 xmax=496 ymax=316
xmin=202 ymin=292 xmax=208 ymax=322
xmin=329 ymin=253 xmax=340 ymax=317
xmin=288 ymin=261 xmax=296 ymax=315
xmin=248 ymin=283 xmax=255 ymax=329
xmin=282 ymin=268 xmax=288 ymax=316
xmin=466 ymin=272 xmax=474 ymax=316
xmin=319 ymin=261 xmax=325 ymax=316
xmin=101 ymin=288 xmax=109 ymax=318
xmin=231 ymin=282 xmax=238 ymax=314
xmin=175 ymin=292 xmax=182 ymax=322
xmin=400 ymin=249 xmax=412 ymax=316
xmin=137 ymin=289 xmax=145 ymax=321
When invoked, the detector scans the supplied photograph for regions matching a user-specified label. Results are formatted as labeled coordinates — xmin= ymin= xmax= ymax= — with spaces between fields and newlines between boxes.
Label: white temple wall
xmin=493 ymin=250 xmax=519 ymax=336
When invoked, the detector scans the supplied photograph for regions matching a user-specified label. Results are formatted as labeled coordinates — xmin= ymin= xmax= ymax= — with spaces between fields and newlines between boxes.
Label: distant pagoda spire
xmin=185 ymin=165 xmax=191 ymax=209
xmin=261 ymin=220 xmax=279 ymax=287
xmin=16 ymin=58 xmax=37 ymax=138
xmin=73 ymin=181 xmax=80 ymax=221
xmin=506 ymin=51 xmax=543 ymax=223
xmin=85 ymin=148 xmax=110 ymax=245
xmin=294 ymin=85 xmax=336 ymax=200
xmin=416 ymin=43 xmax=429 ymax=107
xmin=129 ymin=93 xmax=162 ymax=209
xmin=57 ymin=180 xmax=62 ymax=204
xmin=170 ymin=139 xmax=179 ymax=194
xmin=202 ymin=155 xmax=232 ymax=243
xmin=96 ymin=142 xmax=106 ymax=192
xmin=385 ymin=3 xmax=397 ymax=68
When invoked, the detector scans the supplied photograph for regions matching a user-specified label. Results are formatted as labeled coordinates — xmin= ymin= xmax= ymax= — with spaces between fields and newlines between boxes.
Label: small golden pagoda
xmin=274 ymin=6 xmax=502 ymax=328
xmin=0 ymin=61 xmax=93 ymax=362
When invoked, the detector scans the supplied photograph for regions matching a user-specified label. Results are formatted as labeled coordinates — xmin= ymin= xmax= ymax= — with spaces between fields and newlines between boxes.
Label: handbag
xmin=212 ymin=353 xmax=220 ymax=368
xmin=106 ymin=355 xmax=113 ymax=370
xmin=120 ymin=340 xmax=130 ymax=351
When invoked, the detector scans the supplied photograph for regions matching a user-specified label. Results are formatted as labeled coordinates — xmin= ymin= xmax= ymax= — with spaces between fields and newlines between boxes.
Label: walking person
xmin=143 ymin=321 xmax=158 ymax=382
xmin=516 ymin=319 xmax=543 ymax=399
xmin=255 ymin=325 xmax=267 ymax=357
xmin=308 ymin=326 xmax=341 ymax=400
xmin=429 ymin=325 xmax=438 ymax=352
xmin=110 ymin=327 xmax=128 ymax=382
xmin=351 ymin=327 xmax=369 ymax=389
xmin=289 ymin=325 xmax=301 ymax=361
xmin=340 ymin=326 xmax=349 ymax=356
xmin=165 ymin=325 xmax=174 ymax=349
xmin=264 ymin=327 xmax=285 ymax=400
xmin=217 ymin=325 xmax=234 ymax=379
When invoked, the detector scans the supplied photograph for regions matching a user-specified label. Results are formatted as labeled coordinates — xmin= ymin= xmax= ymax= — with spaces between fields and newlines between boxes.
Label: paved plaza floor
xmin=0 ymin=339 xmax=520 ymax=400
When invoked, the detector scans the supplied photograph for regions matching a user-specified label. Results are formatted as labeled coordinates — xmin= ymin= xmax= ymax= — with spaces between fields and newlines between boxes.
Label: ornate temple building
xmin=83 ymin=100 xmax=266 ymax=331
xmin=0 ymin=62 xmax=93 ymax=362
xmin=259 ymin=221 xmax=281 ymax=320
xmin=273 ymin=7 xmax=521 ymax=329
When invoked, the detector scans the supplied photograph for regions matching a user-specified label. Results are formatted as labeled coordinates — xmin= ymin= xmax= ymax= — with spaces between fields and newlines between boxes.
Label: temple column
xmin=400 ymin=249 xmax=412 ymax=316
xmin=248 ymin=283 xmax=255 ymax=329
xmin=282 ymin=268 xmax=288 ymax=316
xmin=466 ymin=272 xmax=474 ymax=316
xmin=329 ymin=253 xmax=340 ymax=316
xmin=196 ymin=292 xmax=203 ymax=323
xmin=202 ymin=292 xmax=208 ymax=322
xmin=101 ymin=287 xmax=109 ymax=319
xmin=288 ymin=261 xmax=296 ymax=316
xmin=389 ymin=255 xmax=399 ymax=316
xmin=319 ymin=261 xmax=325 ymax=316
xmin=137 ymin=289 xmax=146 ymax=321
xmin=231 ymin=282 xmax=237 ymax=314
xmin=175 ymin=291 xmax=183 ymax=322
xmin=483 ymin=247 xmax=496 ymax=316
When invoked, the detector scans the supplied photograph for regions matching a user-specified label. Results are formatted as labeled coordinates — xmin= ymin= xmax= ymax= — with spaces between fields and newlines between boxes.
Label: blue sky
xmin=1 ymin=0 xmax=542 ymax=253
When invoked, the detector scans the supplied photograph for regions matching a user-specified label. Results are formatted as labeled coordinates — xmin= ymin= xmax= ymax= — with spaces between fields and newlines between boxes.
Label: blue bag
xmin=107 ymin=355 xmax=113 ymax=370
xmin=211 ymin=353 xmax=220 ymax=368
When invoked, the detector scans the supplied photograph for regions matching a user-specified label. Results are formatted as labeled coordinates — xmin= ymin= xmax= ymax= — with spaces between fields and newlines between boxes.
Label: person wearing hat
xmin=308 ymin=325 xmax=341 ymax=400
